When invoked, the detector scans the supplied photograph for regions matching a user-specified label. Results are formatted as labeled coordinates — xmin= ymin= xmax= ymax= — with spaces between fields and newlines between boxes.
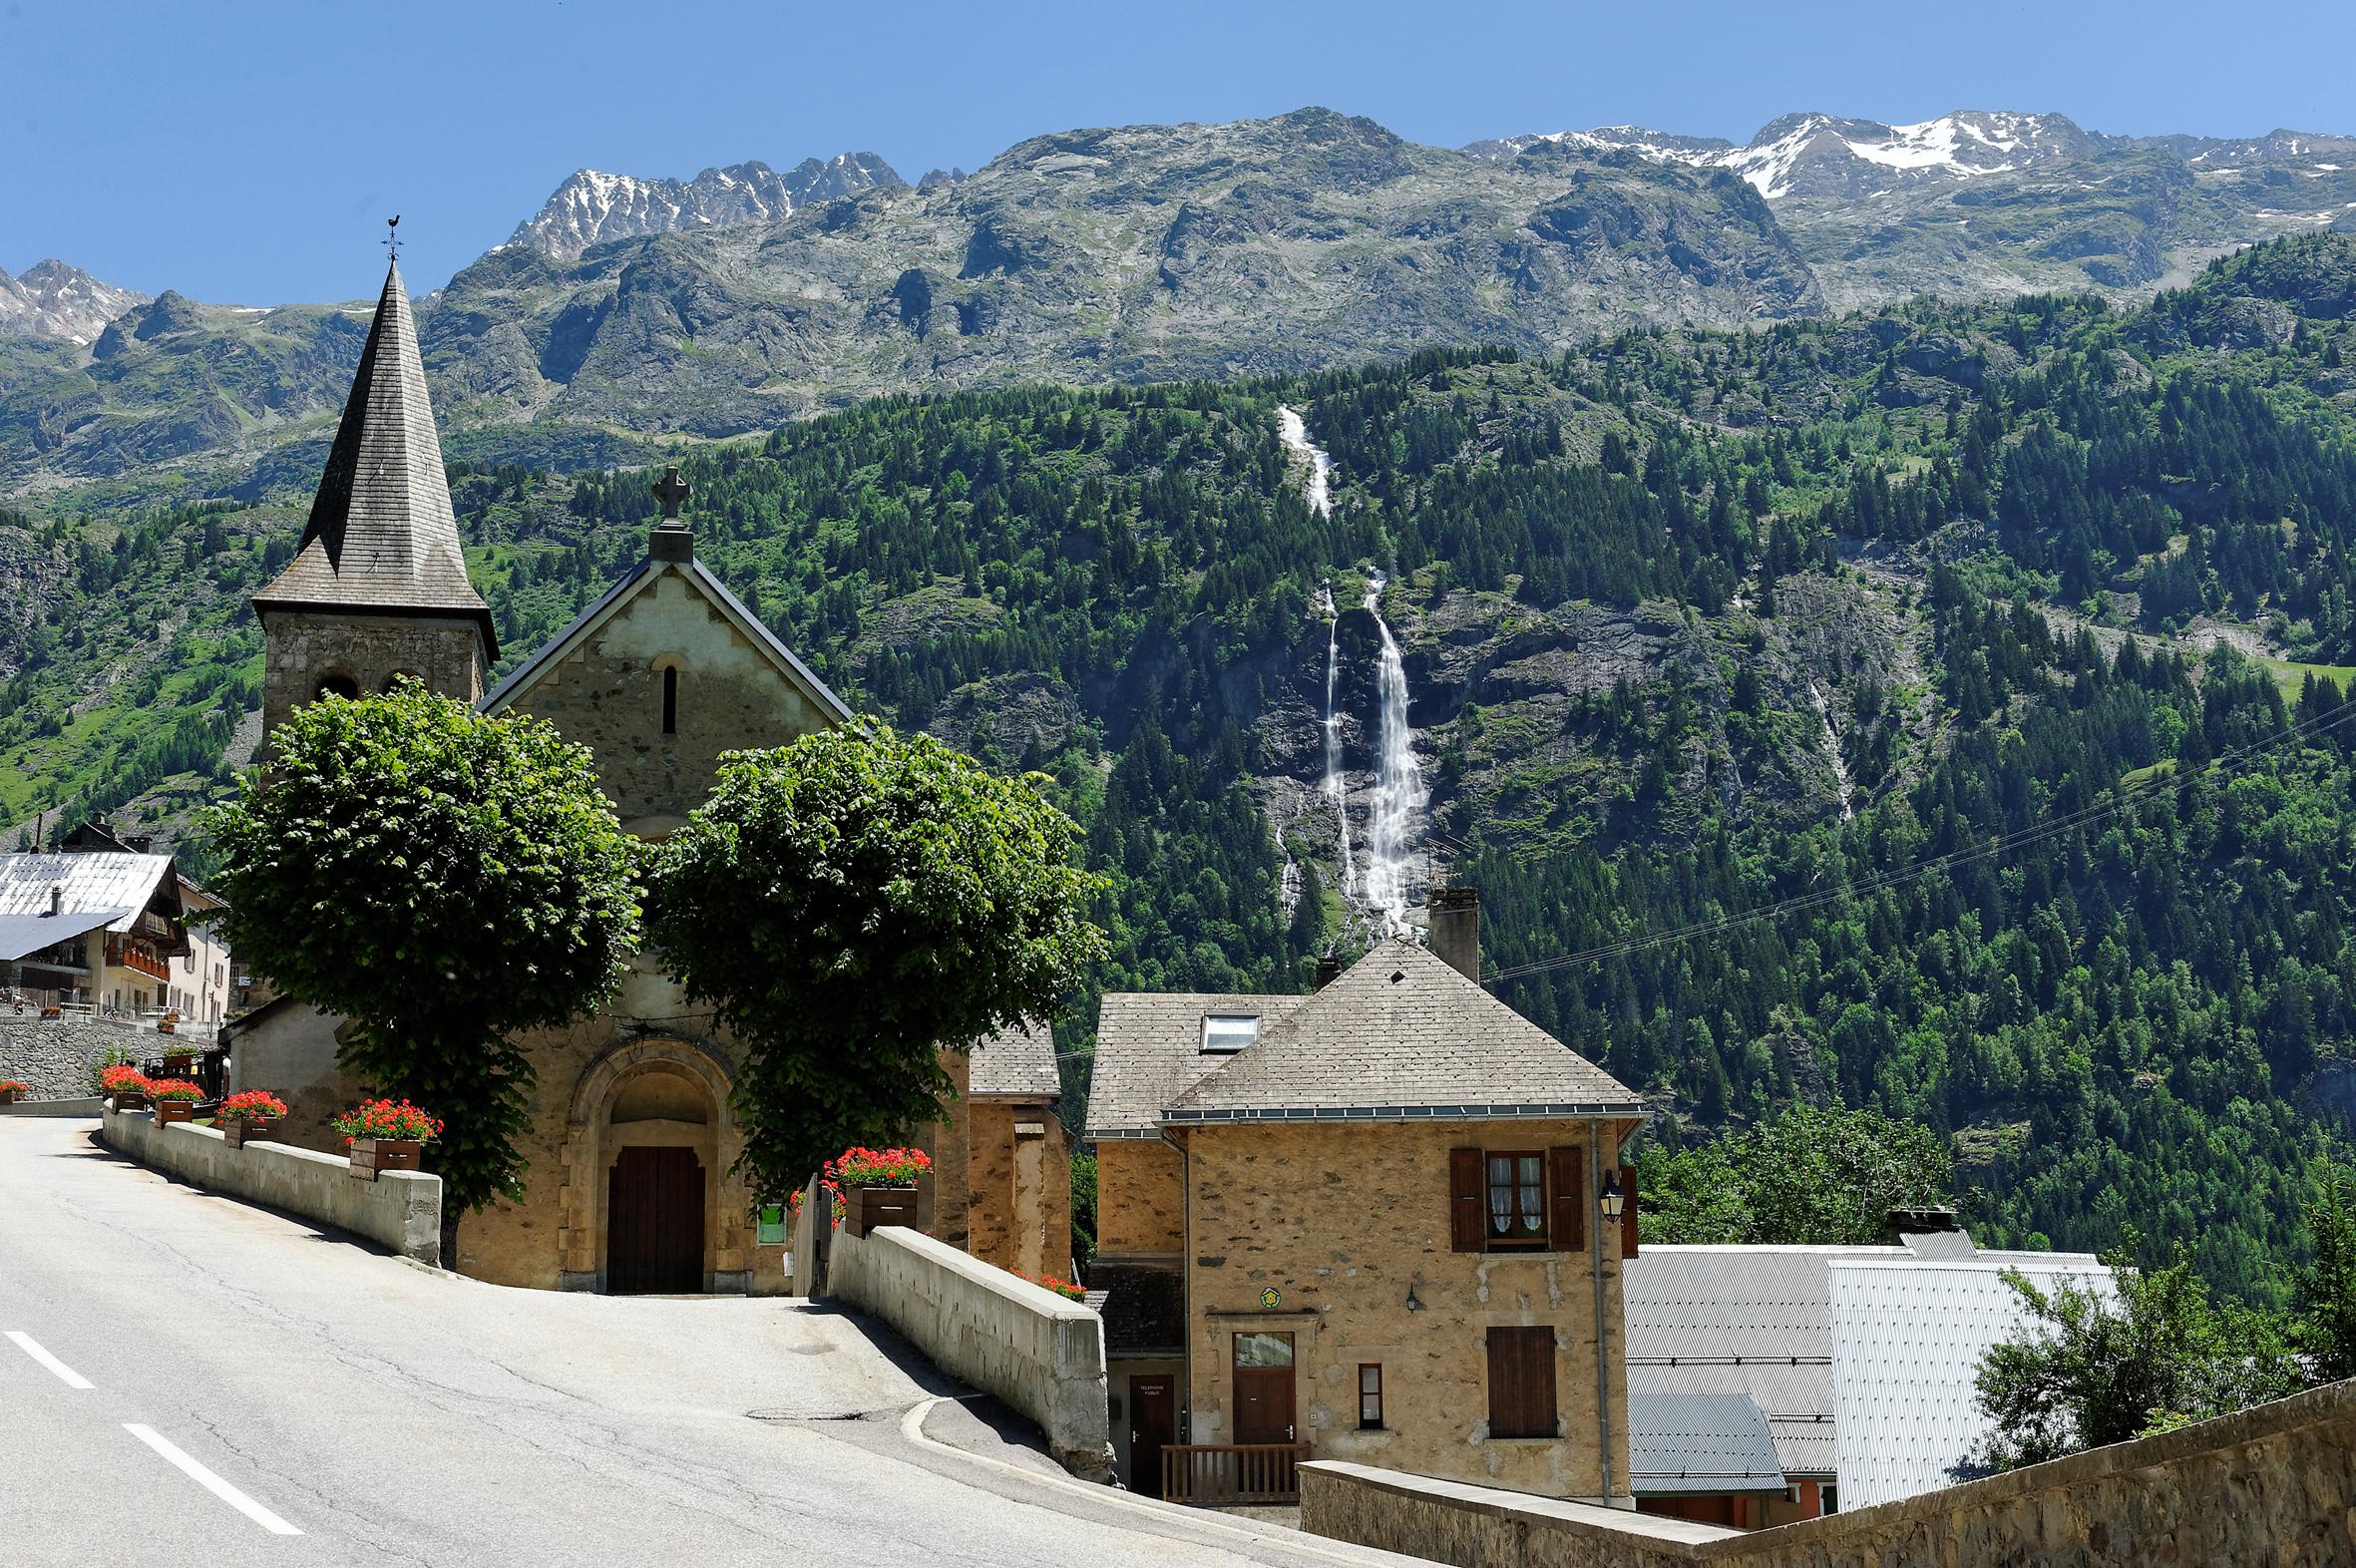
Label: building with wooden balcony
xmin=0 ymin=848 xmax=207 ymax=1018
xmin=1084 ymin=896 xmax=1648 ymax=1509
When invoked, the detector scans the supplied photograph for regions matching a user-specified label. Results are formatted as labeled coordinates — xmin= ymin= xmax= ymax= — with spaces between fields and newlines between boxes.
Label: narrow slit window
xmin=1358 ymin=1364 xmax=1383 ymax=1429
xmin=661 ymin=665 xmax=678 ymax=735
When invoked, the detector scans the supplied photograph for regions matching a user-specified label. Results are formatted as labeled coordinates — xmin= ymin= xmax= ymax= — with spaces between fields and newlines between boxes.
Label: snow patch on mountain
xmin=0 ymin=259 xmax=149 ymax=345
xmin=505 ymin=153 xmax=907 ymax=259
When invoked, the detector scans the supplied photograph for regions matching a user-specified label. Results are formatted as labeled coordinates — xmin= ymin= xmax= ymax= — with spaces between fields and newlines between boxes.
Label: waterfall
xmin=1278 ymin=404 xmax=1332 ymax=518
xmin=1362 ymin=571 xmax=1424 ymax=936
xmin=1319 ymin=583 xmax=1357 ymax=897
xmin=1810 ymin=681 xmax=1856 ymax=822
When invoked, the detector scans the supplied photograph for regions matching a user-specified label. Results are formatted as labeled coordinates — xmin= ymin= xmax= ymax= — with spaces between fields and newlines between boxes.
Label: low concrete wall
xmin=100 ymin=1107 xmax=441 ymax=1266
xmin=827 ymin=1221 xmax=1112 ymax=1479
xmin=0 ymin=1095 xmax=103 ymax=1117
xmin=1301 ymin=1373 xmax=2356 ymax=1568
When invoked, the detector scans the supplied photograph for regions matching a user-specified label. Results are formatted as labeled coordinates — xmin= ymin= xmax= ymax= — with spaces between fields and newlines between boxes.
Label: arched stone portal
xmin=555 ymin=1035 xmax=754 ymax=1294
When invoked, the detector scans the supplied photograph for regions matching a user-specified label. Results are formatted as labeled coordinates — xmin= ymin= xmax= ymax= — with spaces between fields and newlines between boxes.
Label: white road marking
xmin=124 ymin=1423 xmax=303 ymax=1536
xmin=5 ymin=1331 xmax=94 ymax=1388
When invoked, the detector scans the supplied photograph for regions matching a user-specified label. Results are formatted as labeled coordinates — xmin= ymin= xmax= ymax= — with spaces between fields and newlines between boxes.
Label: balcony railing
xmin=113 ymin=948 xmax=172 ymax=982
xmin=1160 ymin=1443 xmax=1311 ymax=1505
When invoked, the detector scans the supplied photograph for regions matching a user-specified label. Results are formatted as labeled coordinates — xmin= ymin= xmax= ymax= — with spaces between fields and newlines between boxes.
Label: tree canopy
xmin=646 ymin=718 xmax=1107 ymax=1201
xmin=206 ymin=680 xmax=641 ymax=1232
xmin=1636 ymin=1101 xmax=1954 ymax=1246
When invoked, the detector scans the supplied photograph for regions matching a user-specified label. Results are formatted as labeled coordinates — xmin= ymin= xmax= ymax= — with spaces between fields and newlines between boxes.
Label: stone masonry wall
xmin=260 ymin=608 xmax=486 ymax=754
xmin=1095 ymin=1137 xmax=1186 ymax=1256
xmin=504 ymin=570 xmax=833 ymax=833
xmin=1300 ymin=1372 xmax=2356 ymax=1568
xmin=1182 ymin=1119 xmax=1634 ymax=1501
xmin=0 ymin=1014 xmax=167 ymax=1099
xmin=968 ymin=1100 xmax=1072 ymax=1280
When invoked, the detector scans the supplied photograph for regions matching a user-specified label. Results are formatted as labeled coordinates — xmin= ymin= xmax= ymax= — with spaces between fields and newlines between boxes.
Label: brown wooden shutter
xmin=1486 ymin=1326 xmax=1558 ymax=1438
xmin=1449 ymin=1147 xmax=1485 ymax=1253
xmin=1548 ymin=1146 xmax=1586 ymax=1254
xmin=1621 ymin=1163 xmax=1641 ymax=1259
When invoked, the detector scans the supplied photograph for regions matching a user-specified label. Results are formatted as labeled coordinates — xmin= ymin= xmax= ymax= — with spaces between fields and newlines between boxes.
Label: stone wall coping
xmin=863 ymin=1223 xmax=1099 ymax=1323
xmin=1304 ymin=1372 xmax=2356 ymax=1564
xmin=1301 ymin=1462 xmax=1736 ymax=1545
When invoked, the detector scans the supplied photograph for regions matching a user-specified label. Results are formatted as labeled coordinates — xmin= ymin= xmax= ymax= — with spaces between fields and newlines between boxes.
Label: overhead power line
xmin=1483 ymin=687 xmax=2356 ymax=990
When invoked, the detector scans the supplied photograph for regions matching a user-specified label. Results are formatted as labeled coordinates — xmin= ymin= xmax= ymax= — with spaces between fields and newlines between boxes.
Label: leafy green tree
xmin=1069 ymin=1151 xmax=1099 ymax=1274
xmin=2291 ymin=1158 xmax=2356 ymax=1383
xmin=1638 ymin=1102 xmax=1953 ymax=1245
xmin=206 ymin=681 xmax=641 ymax=1253
xmin=1971 ymin=1236 xmax=2298 ymax=1471
xmin=647 ymin=718 xmax=1107 ymax=1202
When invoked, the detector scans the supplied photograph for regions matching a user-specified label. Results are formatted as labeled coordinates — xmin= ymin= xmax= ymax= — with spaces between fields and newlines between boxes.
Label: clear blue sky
xmin=6 ymin=0 xmax=2352 ymax=304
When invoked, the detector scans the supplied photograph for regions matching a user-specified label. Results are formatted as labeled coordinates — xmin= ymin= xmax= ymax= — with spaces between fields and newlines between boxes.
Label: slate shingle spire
xmin=252 ymin=258 xmax=497 ymax=654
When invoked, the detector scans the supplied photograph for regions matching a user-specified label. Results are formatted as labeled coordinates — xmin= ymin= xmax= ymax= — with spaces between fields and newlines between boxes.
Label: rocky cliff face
xmin=0 ymin=260 xmax=148 ymax=346
xmin=503 ymin=153 xmax=907 ymax=260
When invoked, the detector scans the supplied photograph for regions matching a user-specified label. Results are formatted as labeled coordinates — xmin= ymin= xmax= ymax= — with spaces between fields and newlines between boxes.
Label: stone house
xmin=224 ymin=257 xmax=1069 ymax=1294
xmin=1084 ymin=918 xmax=1648 ymax=1508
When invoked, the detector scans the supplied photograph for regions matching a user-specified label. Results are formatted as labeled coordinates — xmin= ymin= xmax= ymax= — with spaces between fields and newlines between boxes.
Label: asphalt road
xmin=0 ymin=1118 xmax=1414 ymax=1568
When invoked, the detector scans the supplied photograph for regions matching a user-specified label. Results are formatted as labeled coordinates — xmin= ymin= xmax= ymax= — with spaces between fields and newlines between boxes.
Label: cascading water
xmin=1319 ymin=582 xmax=1357 ymax=897
xmin=1362 ymin=570 xmax=1425 ymax=936
xmin=1278 ymin=405 xmax=1332 ymax=518
xmin=1809 ymin=681 xmax=1855 ymax=822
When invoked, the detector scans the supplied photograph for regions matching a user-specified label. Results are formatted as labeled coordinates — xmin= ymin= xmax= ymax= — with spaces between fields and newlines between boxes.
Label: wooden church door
xmin=607 ymin=1146 xmax=705 ymax=1294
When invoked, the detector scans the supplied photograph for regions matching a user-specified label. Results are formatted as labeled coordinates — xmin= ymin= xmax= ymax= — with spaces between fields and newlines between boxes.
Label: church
xmin=223 ymin=259 xmax=1071 ymax=1294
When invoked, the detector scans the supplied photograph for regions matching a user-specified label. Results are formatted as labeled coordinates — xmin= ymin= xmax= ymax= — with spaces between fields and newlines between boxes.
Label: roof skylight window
xmin=1201 ymin=1014 xmax=1259 ymax=1053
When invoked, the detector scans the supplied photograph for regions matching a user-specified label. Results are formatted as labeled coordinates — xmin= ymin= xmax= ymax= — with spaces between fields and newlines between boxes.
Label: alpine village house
xmin=222 ymin=259 xmax=1068 ymax=1294
xmin=1085 ymin=895 xmax=1650 ymax=1508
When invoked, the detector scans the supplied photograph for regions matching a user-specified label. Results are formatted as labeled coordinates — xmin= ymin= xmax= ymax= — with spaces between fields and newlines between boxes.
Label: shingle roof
xmin=1088 ymin=1261 xmax=1186 ymax=1357
xmin=478 ymin=552 xmax=851 ymax=723
xmin=0 ymin=853 xmax=176 ymax=935
xmin=970 ymin=1018 xmax=1059 ymax=1101
xmin=1083 ymin=989 xmax=1313 ymax=1138
xmin=251 ymin=260 xmax=496 ymax=652
xmin=1161 ymin=940 xmax=1641 ymax=1123
xmin=1628 ymin=1393 xmax=1788 ymax=1496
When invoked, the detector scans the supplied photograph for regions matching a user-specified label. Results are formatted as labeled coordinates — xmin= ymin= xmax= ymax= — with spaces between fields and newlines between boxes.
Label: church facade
xmin=225 ymin=260 xmax=1068 ymax=1295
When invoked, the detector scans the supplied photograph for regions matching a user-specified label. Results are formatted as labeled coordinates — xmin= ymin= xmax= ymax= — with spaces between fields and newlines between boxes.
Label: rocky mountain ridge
xmin=0 ymin=260 xmax=148 ymax=346
xmin=502 ymin=152 xmax=906 ymax=259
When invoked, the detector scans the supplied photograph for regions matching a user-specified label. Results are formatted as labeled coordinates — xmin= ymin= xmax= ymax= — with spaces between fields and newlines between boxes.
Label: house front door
xmin=1129 ymin=1375 xmax=1175 ymax=1496
xmin=607 ymin=1145 xmax=704 ymax=1294
xmin=1232 ymin=1332 xmax=1296 ymax=1444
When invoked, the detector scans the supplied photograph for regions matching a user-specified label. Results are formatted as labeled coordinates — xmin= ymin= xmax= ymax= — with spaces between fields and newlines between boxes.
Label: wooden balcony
xmin=111 ymin=946 xmax=171 ymax=982
xmin=1160 ymin=1443 xmax=1311 ymax=1505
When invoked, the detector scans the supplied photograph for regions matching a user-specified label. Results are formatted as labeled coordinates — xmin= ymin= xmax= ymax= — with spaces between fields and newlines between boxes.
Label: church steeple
xmin=252 ymin=257 xmax=496 ymax=653
xmin=250 ymin=254 xmax=496 ymax=752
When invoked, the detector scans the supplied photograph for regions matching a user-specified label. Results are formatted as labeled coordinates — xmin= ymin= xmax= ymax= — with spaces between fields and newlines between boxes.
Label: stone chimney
xmin=1885 ymin=1205 xmax=1960 ymax=1240
xmin=1313 ymin=954 xmax=1344 ymax=989
xmin=1428 ymin=885 xmax=1480 ymax=982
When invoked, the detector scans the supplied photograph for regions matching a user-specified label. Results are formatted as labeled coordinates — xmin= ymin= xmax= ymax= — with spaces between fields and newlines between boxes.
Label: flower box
xmin=221 ymin=1117 xmax=281 ymax=1150
xmin=161 ymin=1051 xmax=195 ymax=1074
xmin=155 ymin=1098 xmax=196 ymax=1126
xmin=348 ymin=1138 xmax=423 ymax=1181
xmin=109 ymin=1090 xmax=150 ymax=1113
xmin=0 ymin=1082 xmax=28 ymax=1106
xmin=845 ymin=1185 xmax=919 ymax=1238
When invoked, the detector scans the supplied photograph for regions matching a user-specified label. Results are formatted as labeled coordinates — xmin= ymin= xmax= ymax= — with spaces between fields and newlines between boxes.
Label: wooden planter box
xmin=154 ymin=1099 xmax=196 ymax=1126
xmin=161 ymin=1051 xmax=194 ymax=1073
xmin=108 ymin=1090 xmax=150 ymax=1113
xmin=348 ymin=1138 xmax=423 ymax=1181
xmin=843 ymin=1185 xmax=919 ymax=1238
xmin=221 ymin=1118 xmax=281 ymax=1149
xmin=0 ymin=1088 xmax=23 ymax=1106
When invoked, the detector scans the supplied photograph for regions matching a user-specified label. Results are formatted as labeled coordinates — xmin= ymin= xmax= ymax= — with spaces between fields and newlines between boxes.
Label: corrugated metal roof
xmin=0 ymin=854 xmax=175 ymax=933
xmin=1626 ymin=1363 xmax=1836 ymax=1479
xmin=970 ymin=1018 xmax=1058 ymax=1101
xmin=0 ymin=907 xmax=129 ymax=962
xmin=1628 ymin=1392 xmax=1787 ymax=1496
xmin=1828 ymin=1253 xmax=2110 ymax=1510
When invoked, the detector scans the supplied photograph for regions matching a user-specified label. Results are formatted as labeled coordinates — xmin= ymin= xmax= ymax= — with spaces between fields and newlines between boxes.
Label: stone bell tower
xmin=249 ymin=253 xmax=496 ymax=753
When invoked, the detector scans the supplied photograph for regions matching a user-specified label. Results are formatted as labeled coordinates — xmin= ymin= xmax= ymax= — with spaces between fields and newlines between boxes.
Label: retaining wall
xmin=826 ymin=1221 xmax=1112 ymax=1479
xmin=0 ymin=1015 xmax=167 ymax=1100
xmin=1300 ymin=1373 xmax=2356 ymax=1568
xmin=99 ymin=1107 xmax=442 ymax=1266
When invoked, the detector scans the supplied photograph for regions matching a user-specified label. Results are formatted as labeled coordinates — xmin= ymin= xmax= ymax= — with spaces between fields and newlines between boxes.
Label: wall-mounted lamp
xmin=1599 ymin=1170 xmax=1626 ymax=1222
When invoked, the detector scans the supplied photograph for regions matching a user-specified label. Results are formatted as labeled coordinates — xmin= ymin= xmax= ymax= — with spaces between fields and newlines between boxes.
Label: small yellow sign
xmin=1260 ymin=1286 xmax=1282 ymax=1309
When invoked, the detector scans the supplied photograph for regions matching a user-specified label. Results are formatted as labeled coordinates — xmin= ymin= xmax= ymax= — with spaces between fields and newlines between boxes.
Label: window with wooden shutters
xmin=1448 ymin=1147 xmax=1485 ymax=1252
xmin=1548 ymin=1146 xmax=1586 ymax=1254
xmin=1487 ymin=1152 xmax=1547 ymax=1247
xmin=1485 ymin=1326 xmax=1557 ymax=1439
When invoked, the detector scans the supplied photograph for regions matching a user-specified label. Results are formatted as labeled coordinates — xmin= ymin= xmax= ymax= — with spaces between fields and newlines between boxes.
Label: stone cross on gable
xmin=652 ymin=464 xmax=692 ymax=523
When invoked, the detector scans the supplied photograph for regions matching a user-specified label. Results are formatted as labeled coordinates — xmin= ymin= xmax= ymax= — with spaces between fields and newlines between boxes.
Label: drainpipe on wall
xmin=1589 ymin=1120 xmax=1613 ymax=1504
xmin=1160 ymin=1125 xmax=1193 ymax=1446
